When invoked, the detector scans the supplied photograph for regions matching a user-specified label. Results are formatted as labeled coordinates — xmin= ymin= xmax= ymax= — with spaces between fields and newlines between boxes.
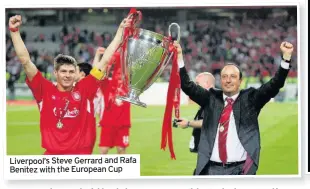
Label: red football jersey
xmin=26 ymin=71 xmax=99 ymax=154
xmin=99 ymin=79 xmax=131 ymax=127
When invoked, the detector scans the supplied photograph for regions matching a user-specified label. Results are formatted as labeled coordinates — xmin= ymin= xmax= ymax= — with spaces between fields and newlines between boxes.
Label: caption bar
xmin=5 ymin=155 xmax=140 ymax=180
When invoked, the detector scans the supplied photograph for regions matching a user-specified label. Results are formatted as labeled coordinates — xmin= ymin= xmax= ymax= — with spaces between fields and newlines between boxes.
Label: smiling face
xmin=53 ymin=54 xmax=77 ymax=91
xmin=54 ymin=64 xmax=76 ymax=91
xmin=220 ymin=65 xmax=242 ymax=96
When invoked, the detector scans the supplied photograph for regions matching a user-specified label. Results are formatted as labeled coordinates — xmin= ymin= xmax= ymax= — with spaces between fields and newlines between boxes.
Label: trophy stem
xmin=116 ymin=96 xmax=147 ymax=108
xmin=116 ymin=88 xmax=147 ymax=108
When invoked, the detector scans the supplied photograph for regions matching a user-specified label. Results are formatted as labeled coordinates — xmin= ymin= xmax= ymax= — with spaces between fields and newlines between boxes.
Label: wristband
xmin=90 ymin=67 xmax=105 ymax=80
xmin=9 ymin=27 xmax=19 ymax=32
xmin=186 ymin=121 xmax=190 ymax=128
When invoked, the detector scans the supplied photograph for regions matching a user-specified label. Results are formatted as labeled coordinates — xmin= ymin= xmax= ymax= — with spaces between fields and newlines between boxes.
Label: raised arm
xmin=92 ymin=17 xmax=132 ymax=75
xmin=174 ymin=42 xmax=210 ymax=107
xmin=254 ymin=41 xmax=294 ymax=110
xmin=9 ymin=15 xmax=37 ymax=81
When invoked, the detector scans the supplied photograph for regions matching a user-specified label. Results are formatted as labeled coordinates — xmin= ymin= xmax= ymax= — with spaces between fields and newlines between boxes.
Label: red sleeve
xmin=25 ymin=72 xmax=53 ymax=103
xmin=99 ymin=79 xmax=110 ymax=95
xmin=76 ymin=74 xmax=101 ymax=100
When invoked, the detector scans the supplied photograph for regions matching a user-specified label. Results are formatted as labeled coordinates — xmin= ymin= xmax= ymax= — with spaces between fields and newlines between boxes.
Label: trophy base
xmin=116 ymin=96 xmax=147 ymax=108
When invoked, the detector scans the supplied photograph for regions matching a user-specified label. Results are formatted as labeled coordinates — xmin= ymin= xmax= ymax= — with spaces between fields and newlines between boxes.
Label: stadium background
xmin=5 ymin=7 xmax=298 ymax=175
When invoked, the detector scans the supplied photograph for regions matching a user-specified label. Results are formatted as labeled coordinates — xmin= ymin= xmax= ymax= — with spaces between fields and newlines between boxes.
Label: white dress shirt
xmin=210 ymin=93 xmax=247 ymax=163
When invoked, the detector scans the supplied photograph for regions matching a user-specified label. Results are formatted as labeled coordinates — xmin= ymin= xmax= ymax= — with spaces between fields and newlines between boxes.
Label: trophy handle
xmin=168 ymin=23 xmax=181 ymax=42
xmin=127 ymin=10 xmax=142 ymax=26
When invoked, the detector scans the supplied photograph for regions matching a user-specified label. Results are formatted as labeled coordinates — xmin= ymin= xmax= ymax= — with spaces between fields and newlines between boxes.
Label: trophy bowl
xmin=117 ymin=23 xmax=180 ymax=108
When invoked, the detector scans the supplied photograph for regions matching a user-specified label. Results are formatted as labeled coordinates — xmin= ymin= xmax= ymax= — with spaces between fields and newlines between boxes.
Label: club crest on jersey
xmin=72 ymin=91 xmax=81 ymax=101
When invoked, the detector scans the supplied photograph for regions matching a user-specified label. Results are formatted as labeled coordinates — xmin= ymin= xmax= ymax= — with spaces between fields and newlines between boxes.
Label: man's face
xmin=54 ymin=64 xmax=76 ymax=89
xmin=75 ymin=66 xmax=85 ymax=82
xmin=220 ymin=65 xmax=241 ymax=95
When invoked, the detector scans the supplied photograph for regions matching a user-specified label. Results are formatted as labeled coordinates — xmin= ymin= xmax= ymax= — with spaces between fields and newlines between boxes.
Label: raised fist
xmin=280 ymin=41 xmax=294 ymax=61
xmin=9 ymin=15 xmax=22 ymax=31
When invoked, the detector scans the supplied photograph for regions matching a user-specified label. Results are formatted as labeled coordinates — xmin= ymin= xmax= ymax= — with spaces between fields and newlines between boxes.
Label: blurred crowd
xmin=6 ymin=25 xmax=112 ymax=81
xmin=160 ymin=15 xmax=298 ymax=85
xmin=6 ymin=10 xmax=297 ymax=91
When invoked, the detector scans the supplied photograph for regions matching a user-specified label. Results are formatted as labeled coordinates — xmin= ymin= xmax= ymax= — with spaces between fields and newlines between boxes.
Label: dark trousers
xmin=199 ymin=161 xmax=245 ymax=175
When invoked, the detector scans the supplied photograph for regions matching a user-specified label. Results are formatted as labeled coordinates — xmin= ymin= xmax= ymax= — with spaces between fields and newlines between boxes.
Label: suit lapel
xmin=233 ymin=90 xmax=242 ymax=132
xmin=213 ymin=90 xmax=224 ymax=135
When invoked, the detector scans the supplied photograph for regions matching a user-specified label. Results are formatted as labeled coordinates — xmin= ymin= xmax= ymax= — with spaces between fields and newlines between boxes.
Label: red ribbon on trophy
xmin=105 ymin=8 xmax=141 ymax=109
xmin=104 ymin=52 xmax=122 ymax=110
xmin=119 ymin=8 xmax=141 ymax=94
xmin=161 ymin=37 xmax=180 ymax=160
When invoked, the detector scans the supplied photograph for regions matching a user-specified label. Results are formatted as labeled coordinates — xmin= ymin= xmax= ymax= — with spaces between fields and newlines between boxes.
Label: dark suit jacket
xmin=180 ymin=65 xmax=290 ymax=175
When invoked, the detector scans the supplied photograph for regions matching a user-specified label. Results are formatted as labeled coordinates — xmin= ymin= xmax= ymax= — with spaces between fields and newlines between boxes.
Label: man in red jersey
xmin=9 ymin=15 xmax=132 ymax=155
xmin=98 ymin=65 xmax=131 ymax=154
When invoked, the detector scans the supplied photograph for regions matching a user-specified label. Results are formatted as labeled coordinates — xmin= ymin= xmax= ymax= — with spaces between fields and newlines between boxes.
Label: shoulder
xmin=210 ymin=87 xmax=222 ymax=92
xmin=77 ymin=75 xmax=98 ymax=86
xmin=209 ymin=87 xmax=222 ymax=98
xmin=240 ymin=87 xmax=256 ymax=95
xmin=26 ymin=71 xmax=53 ymax=86
xmin=237 ymin=88 xmax=257 ymax=101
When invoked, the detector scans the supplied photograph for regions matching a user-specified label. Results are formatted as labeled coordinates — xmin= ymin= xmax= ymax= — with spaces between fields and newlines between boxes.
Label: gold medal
xmin=56 ymin=99 xmax=70 ymax=129
xmin=219 ymin=125 xmax=225 ymax=132
xmin=56 ymin=121 xmax=63 ymax=129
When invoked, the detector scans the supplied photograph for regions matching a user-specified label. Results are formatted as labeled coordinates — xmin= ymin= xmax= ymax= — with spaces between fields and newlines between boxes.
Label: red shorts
xmin=99 ymin=125 xmax=130 ymax=148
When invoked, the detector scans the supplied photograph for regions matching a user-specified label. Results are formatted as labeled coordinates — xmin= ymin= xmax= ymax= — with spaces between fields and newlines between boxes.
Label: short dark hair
xmin=220 ymin=63 xmax=243 ymax=80
xmin=77 ymin=62 xmax=93 ymax=76
xmin=54 ymin=54 xmax=77 ymax=71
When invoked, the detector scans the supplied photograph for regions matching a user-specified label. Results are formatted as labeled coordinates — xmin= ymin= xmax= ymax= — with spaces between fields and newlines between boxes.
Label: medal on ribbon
xmin=56 ymin=99 xmax=70 ymax=129
xmin=219 ymin=117 xmax=230 ymax=133
xmin=56 ymin=121 xmax=63 ymax=129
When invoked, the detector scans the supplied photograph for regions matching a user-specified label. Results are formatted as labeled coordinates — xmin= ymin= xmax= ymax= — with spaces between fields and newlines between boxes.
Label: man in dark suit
xmin=175 ymin=72 xmax=215 ymax=174
xmin=174 ymin=41 xmax=294 ymax=175
xmin=176 ymin=72 xmax=215 ymax=131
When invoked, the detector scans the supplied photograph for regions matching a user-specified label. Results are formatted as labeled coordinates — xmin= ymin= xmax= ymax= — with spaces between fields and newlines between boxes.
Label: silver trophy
xmin=117 ymin=23 xmax=181 ymax=108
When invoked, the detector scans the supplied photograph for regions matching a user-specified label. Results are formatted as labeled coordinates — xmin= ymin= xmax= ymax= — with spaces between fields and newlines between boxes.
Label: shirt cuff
xmin=178 ymin=59 xmax=185 ymax=68
xmin=280 ymin=60 xmax=290 ymax=69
